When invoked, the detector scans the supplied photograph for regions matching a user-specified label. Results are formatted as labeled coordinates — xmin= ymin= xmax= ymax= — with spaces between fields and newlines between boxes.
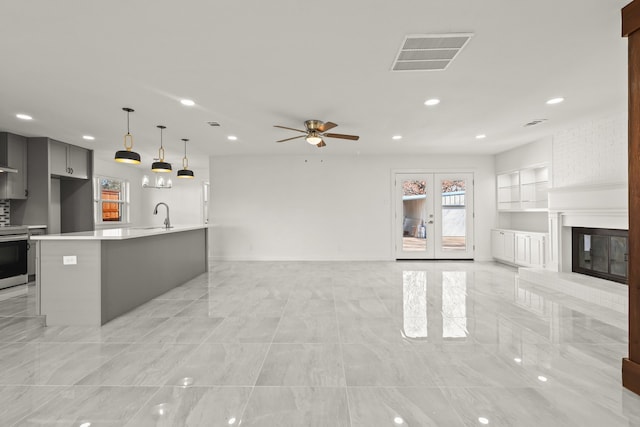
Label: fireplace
xmin=572 ymin=227 xmax=628 ymax=284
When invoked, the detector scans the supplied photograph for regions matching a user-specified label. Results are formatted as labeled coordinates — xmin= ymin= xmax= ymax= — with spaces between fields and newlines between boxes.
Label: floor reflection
xmin=402 ymin=270 xmax=469 ymax=340
xmin=401 ymin=271 xmax=428 ymax=339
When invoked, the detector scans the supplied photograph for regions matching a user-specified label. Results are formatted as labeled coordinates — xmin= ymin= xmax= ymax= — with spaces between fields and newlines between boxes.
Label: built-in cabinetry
xmin=10 ymin=137 xmax=94 ymax=234
xmin=50 ymin=141 xmax=89 ymax=179
xmin=497 ymin=164 xmax=549 ymax=211
xmin=0 ymin=132 xmax=28 ymax=199
xmin=491 ymin=228 xmax=547 ymax=268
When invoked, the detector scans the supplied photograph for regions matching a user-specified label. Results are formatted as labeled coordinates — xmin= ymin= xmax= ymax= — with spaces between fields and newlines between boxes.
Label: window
xmin=95 ymin=176 xmax=129 ymax=224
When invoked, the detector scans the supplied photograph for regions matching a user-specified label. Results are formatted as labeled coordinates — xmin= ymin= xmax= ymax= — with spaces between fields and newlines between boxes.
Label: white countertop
xmin=31 ymin=224 xmax=209 ymax=241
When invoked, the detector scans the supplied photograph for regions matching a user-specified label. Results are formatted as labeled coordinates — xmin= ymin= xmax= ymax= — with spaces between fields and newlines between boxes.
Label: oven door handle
xmin=0 ymin=234 xmax=29 ymax=242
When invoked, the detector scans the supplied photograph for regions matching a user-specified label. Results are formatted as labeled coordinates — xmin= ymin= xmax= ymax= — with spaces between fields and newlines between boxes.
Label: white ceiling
xmin=0 ymin=0 xmax=630 ymax=170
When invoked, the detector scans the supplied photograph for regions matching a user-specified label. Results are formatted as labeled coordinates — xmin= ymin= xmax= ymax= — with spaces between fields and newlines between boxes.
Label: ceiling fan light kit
xmin=306 ymin=132 xmax=323 ymax=145
xmin=114 ymin=107 xmax=141 ymax=164
xmin=274 ymin=119 xmax=359 ymax=148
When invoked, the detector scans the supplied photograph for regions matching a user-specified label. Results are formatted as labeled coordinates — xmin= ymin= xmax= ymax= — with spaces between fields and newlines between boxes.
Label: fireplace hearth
xmin=572 ymin=227 xmax=628 ymax=284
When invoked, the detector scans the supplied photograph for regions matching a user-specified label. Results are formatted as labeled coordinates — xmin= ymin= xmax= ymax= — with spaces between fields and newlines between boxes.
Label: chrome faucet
xmin=153 ymin=202 xmax=171 ymax=229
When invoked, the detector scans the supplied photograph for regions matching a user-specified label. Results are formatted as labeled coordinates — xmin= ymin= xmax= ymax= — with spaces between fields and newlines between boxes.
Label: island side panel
xmin=39 ymin=240 xmax=102 ymax=326
xmin=100 ymin=229 xmax=206 ymax=323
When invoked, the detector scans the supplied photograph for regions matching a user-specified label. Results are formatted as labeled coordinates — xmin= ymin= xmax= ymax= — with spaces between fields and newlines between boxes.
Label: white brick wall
xmin=552 ymin=115 xmax=627 ymax=188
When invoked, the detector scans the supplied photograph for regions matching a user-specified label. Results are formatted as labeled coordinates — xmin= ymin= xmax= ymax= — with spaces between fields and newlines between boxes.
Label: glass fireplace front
xmin=572 ymin=227 xmax=628 ymax=284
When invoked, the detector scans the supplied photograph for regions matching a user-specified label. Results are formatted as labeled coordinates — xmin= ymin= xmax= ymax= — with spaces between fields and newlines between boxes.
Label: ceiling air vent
xmin=207 ymin=121 xmax=221 ymax=127
xmin=392 ymin=33 xmax=473 ymax=72
xmin=524 ymin=119 xmax=548 ymax=127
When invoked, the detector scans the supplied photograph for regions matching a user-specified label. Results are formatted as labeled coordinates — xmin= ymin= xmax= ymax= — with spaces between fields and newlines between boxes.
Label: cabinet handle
xmin=24 ymin=189 xmax=28 ymax=197
xmin=70 ymin=167 xmax=74 ymax=174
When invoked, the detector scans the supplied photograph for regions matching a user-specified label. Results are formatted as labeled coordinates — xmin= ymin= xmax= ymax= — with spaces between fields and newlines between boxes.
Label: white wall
xmin=552 ymin=115 xmax=627 ymax=188
xmin=495 ymin=137 xmax=552 ymax=173
xmin=93 ymin=159 xmax=207 ymax=227
xmin=209 ymin=154 xmax=495 ymax=261
xmin=141 ymin=168 xmax=208 ymax=227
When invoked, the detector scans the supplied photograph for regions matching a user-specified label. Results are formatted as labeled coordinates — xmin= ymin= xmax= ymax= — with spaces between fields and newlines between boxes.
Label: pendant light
xmin=114 ymin=107 xmax=141 ymax=164
xmin=151 ymin=125 xmax=172 ymax=172
xmin=177 ymin=138 xmax=194 ymax=178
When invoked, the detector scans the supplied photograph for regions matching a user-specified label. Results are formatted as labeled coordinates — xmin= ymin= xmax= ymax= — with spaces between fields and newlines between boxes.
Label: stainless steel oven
xmin=0 ymin=226 xmax=28 ymax=289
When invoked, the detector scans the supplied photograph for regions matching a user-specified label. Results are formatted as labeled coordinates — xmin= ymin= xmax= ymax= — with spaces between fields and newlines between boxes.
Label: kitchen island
xmin=31 ymin=225 xmax=208 ymax=326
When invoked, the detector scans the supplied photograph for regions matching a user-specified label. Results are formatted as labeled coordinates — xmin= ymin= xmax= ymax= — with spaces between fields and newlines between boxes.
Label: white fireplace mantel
xmin=546 ymin=182 xmax=628 ymax=272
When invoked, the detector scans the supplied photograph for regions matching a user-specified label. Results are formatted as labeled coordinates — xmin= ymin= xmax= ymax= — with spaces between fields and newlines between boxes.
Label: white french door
xmin=395 ymin=173 xmax=474 ymax=259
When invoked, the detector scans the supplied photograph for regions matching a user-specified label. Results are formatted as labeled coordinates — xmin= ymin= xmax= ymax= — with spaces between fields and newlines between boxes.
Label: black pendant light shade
xmin=151 ymin=125 xmax=172 ymax=172
xmin=115 ymin=107 xmax=141 ymax=164
xmin=177 ymin=138 xmax=195 ymax=179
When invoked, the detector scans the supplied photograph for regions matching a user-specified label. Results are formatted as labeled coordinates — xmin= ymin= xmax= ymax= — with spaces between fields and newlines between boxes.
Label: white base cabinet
xmin=491 ymin=228 xmax=547 ymax=268
xmin=491 ymin=229 xmax=515 ymax=263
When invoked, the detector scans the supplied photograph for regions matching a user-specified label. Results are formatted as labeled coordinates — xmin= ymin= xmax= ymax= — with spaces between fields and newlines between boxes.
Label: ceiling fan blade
xmin=316 ymin=140 xmax=327 ymax=148
xmin=277 ymin=135 xmax=306 ymax=143
xmin=324 ymin=133 xmax=360 ymax=141
xmin=317 ymin=121 xmax=338 ymax=132
xmin=274 ymin=125 xmax=307 ymax=133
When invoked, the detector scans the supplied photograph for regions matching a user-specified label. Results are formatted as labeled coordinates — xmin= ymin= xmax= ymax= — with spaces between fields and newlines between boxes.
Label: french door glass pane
xmin=441 ymin=179 xmax=466 ymax=251
xmin=402 ymin=180 xmax=427 ymax=251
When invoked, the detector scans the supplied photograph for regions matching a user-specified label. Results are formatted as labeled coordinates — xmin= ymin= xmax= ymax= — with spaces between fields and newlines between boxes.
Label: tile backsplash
xmin=0 ymin=200 xmax=10 ymax=225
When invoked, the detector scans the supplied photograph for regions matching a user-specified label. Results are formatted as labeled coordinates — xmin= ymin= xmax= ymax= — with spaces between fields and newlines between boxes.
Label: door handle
xmin=428 ymin=220 xmax=434 ymax=224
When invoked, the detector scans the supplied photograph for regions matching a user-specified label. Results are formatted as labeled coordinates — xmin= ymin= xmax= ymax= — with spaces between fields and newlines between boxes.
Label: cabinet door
xmin=491 ymin=230 xmax=515 ymax=263
xmin=5 ymin=133 xmax=27 ymax=199
xmin=491 ymin=230 xmax=504 ymax=259
xmin=50 ymin=141 xmax=68 ymax=176
xmin=503 ymin=231 xmax=515 ymax=263
xmin=529 ymin=235 xmax=545 ymax=268
xmin=514 ymin=233 xmax=529 ymax=265
xmin=67 ymin=145 xmax=88 ymax=179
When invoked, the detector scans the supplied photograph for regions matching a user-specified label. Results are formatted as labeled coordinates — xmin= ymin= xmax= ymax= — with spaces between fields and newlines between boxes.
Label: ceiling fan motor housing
xmin=305 ymin=120 xmax=323 ymax=131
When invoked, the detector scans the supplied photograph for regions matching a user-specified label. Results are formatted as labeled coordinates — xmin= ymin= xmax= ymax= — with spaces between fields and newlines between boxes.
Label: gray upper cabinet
xmin=0 ymin=132 xmax=28 ymax=199
xmin=50 ymin=140 xmax=89 ymax=179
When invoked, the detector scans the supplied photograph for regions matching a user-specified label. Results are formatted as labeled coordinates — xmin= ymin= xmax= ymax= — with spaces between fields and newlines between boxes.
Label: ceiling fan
xmin=274 ymin=120 xmax=360 ymax=148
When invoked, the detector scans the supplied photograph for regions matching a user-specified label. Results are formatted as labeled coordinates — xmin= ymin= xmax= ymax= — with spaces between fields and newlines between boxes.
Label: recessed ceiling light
xmin=475 ymin=134 xmax=486 ymax=139
xmin=513 ymin=357 xmax=522 ymax=363
xmin=83 ymin=135 xmax=95 ymax=141
xmin=16 ymin=114 xmax=32 ymax=120
xmin=392 ymin=135 xmax=402 ymax=140
xmin=537 ymin=375 xmax=548 ymax=382
xmin=478 ymin=417 xmax=490 ymax=425
xmin=227 ymin=135 xmax=238 ymax=141
xmin=393 ymin=417 xmax=404 ymax=425
xmin=546 ymin=97 xmax=564 ymax=105
xmin=424 ymin=98 xmax=440 ymax=106
xmin=180 ymin=99 xmax=195 ymax=106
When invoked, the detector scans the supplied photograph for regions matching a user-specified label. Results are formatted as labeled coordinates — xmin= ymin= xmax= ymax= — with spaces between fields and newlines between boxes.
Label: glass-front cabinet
xmin=496 ymin=164 xmax=549 ymax=211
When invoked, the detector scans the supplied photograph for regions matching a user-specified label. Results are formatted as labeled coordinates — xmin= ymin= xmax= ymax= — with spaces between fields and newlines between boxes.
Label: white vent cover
xmin=392 ymin=33 xmax=473 ymax=72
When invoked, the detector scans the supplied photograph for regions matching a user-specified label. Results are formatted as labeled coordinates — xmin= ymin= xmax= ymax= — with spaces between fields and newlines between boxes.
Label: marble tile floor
xmin=0 ymin=261 xmax=639 ymax=426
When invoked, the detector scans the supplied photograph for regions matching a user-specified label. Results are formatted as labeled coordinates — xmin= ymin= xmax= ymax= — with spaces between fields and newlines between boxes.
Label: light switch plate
xmin=63 ymin=255 xmax=77 ymax=265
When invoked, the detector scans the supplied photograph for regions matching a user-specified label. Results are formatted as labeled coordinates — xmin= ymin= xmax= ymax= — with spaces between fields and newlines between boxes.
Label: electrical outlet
xmin=63 ymin=256 xmax=77 ymax=265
